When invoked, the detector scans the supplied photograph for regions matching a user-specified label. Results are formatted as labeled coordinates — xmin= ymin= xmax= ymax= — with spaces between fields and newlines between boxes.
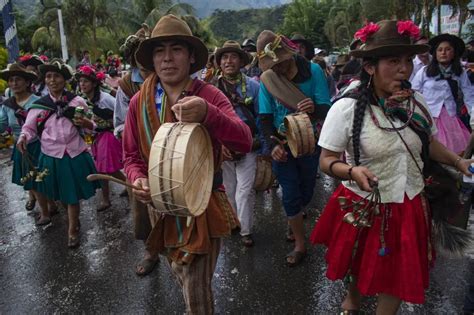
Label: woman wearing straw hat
xmin=412 ymin=33 xmax=474 ymax=154
xmin=123 ymin=15 xmax=251 ymax=313
xmin=0 ymin=63 xmax=50 ymax=216
xmin=309 ymin=20 xmax=474 ymax=313
xmin=17 ymin=58 xmax=100 ymax=248
xmin=75 ymin=65 xmax=126 ymax=212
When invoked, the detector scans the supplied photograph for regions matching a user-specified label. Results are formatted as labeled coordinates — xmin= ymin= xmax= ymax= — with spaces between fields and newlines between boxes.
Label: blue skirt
xmin=36 ymin=151 xmax=101 ymax=204
xmin=11 ymin=140 xmax=41 ymax=190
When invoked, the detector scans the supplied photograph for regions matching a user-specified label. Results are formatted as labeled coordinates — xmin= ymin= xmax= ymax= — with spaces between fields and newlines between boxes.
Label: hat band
xmin=365 ymin=35 xmax=413 ymax=48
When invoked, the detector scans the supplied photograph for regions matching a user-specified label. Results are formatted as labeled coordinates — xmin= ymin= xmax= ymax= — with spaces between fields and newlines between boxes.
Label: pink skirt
xmin=434 ymin=106 xmax=470 ymax=154
xmin=310 ymin=185 xmax=435 ymax=304
xmin=91 ymin=131 xmax=123 ymax=174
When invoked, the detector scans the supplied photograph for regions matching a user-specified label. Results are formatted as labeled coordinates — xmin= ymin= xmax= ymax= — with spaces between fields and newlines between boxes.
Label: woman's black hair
xmin=351 ymin=57 xmax=377 ymax=166
xmin=341 ymin=59 xmax=362 ymax=76
xmin=426 ymin=40 xmax=463 ymax=77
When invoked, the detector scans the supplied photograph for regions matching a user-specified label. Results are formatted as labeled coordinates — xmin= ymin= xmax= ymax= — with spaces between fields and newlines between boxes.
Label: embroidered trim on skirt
xmin=36 ymin=151 xmax=100 ymax=204
xmin=11 ymin=140 xmax=41 ymax=190
xmin=91 ymin=131 xmax=123 ymax=173
xmin=310 ymin=184 xmax=435 ymax=304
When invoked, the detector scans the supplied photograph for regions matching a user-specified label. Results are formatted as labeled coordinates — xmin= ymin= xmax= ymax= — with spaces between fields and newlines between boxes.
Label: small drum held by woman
xmin=148 ymin=122 xmax=214 ymax=217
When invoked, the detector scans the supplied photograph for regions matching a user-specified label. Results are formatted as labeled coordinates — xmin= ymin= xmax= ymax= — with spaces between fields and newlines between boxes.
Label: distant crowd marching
xmin=1 ymin=14 xmax=474 ymax=315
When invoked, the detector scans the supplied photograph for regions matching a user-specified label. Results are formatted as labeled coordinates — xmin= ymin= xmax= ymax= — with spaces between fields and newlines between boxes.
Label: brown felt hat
xmin=215 ymin=40 xmax=250 ymax=66
xmin=0 ymin=62 xmax=38 ymax=82
xmin=350 ymin=20 xmax=429 ymax=59
xmin=135 ymin=14 xmax=208 ymax=74
xmin=256 ymin=30 xmax=297 ymax=71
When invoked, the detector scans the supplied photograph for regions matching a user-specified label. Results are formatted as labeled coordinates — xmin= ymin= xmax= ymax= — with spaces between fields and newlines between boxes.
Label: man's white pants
xmin=222 ymin=152 xmax=257 ymax=236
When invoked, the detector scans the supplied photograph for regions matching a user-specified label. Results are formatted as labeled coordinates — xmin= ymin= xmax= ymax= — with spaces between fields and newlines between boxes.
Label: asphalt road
xmin=0 ymin=149 xmax=472 ymax=314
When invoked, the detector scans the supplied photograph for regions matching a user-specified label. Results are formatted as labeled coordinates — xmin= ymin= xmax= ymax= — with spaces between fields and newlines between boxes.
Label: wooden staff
xmin=86 ymin=174 xmax=146 ymax=191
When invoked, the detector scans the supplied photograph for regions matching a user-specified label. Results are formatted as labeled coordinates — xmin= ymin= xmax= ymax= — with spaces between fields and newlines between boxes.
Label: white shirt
xmin=113 ymin=86 xmax=130 ymax=137
xmin=411 ymin=65 xmax=474 ymax=118
xmin=97 ymin=90 xmax=115 ymax=110
xmin=319 ymin=93 xmax=437 ymax=203
xmin=409 ymin=55 xmax=429 ymax=82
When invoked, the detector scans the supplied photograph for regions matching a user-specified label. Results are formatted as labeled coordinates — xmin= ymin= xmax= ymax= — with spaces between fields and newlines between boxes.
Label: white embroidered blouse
xmin=319 ymin=92 xmax=437 ymax=203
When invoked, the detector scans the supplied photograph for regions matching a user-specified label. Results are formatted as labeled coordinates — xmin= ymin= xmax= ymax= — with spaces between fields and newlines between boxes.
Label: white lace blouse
xmin=319 ymin=92 xmax=437 ymax=203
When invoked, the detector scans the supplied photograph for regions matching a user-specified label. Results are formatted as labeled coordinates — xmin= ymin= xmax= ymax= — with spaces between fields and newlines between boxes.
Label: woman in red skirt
xmin=310 ymin=20 xmax=474 ymax=314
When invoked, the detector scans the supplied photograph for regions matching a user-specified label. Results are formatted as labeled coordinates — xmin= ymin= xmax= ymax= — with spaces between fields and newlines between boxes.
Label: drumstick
xmin=270 ymin=135 xmax=287 ymax=146
xmin=86 ymin=174 xmax=146 ymax=191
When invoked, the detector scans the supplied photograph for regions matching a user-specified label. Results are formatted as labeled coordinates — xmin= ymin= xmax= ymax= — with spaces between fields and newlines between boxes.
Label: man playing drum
xmin=122 ymin=15 xmax=252 ymax=313
xmin=256 ymin=30 xmax=331 ymax=267
xmin=214 ymin=40 xmax=260 ymax=247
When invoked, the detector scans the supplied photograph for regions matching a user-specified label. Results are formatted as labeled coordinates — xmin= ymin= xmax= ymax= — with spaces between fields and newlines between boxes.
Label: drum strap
xmin=260 ymin=69 xmax=306 ymax=111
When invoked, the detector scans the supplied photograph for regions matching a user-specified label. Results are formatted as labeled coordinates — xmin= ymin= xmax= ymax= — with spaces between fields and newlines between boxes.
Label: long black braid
xmin=351 ymin=58 xmax=376 ymax=166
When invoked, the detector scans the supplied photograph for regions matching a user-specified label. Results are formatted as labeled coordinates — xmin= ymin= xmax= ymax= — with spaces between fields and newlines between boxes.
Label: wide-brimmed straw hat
xmin=350 ymin=20 xmax=429 ymax=59
xmin=429 ymin=33 xmax=465 ymax=56
xmin=215 ymin=40 xmax=250 ymax=66
xmin=0 ymin=63 xmax=38 ymax=81
xmin=135 ymin=14 xmax=208 ymax=74
xmin=38 ymin=58 xmax=74 ymax=80
xmin=256 ymin=30 xmax=298 ymax=71
xmin=74 ymin=65 xmax=105 ymax=83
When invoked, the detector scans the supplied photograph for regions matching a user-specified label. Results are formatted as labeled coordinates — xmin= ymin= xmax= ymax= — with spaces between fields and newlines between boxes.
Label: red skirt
xmin=310 ymin=185 xmax=435 ymax=304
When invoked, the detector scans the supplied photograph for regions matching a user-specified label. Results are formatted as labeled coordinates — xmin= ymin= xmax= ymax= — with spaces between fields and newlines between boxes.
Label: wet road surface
xmin=0 ymin=149 xmax=472 ymax=314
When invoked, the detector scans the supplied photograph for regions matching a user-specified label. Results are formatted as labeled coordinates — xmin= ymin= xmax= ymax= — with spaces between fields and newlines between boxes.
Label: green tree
xmin=0 ymin=47 xmax=8 ymax=93
xmin=324 ymin=0 xmax=362 ymax=51
xmin=207 ymin=6 xmax=286 ymax=45
xmin=280 ymin=0 xmax=332 ymax=51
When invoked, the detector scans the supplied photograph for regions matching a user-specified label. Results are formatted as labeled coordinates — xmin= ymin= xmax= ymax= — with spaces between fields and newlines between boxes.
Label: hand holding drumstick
xmin=87 ymin=174 xmax=152 ymax=203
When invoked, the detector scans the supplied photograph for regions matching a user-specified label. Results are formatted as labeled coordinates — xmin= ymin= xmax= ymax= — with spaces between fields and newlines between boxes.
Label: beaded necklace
xmin=368 ymin=92 xmax=433 ymax=134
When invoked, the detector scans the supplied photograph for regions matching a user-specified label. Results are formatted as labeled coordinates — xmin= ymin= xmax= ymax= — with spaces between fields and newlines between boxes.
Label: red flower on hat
xmin=397 ymin=20 xmax=420 ymax=40
xmin=78 ymin=65 xmax=95 ymax=76
xmin=19 ymin=54 xmax=32 ymax=62
xmin=95 ymin=71 xmax=106 ymax=81
xmin=354 ymin=22 xmax=380 ymax=43
xmin=39 ymin=55 xmax=49 ymax=61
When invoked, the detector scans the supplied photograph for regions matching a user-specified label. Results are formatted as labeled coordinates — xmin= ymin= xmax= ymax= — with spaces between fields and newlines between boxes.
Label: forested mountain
xmin=176 ymin=0 xmax=291 ymax=17
xmin=12 ymin=0 xmax=290 ymax=18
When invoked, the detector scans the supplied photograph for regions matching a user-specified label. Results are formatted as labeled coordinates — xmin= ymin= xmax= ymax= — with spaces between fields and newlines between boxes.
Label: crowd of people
xmin=1 ymin=14 xmax=474 ymax=315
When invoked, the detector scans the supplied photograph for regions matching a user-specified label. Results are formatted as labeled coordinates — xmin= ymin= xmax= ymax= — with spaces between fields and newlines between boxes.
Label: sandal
xmin=25 ymin=199 xmax=36 ymax=211
xmin=68 ymin=235 xmax=80 ymax=249
xmin=35 ymin=216 xmax=51 ymax=226
xmin=286 ymin=250 xmax=307 ymax=267
xmin=241 ymin=235 xmax=254 ymax=247
xmin=136 ymin=257 xmax=160 ymax=276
